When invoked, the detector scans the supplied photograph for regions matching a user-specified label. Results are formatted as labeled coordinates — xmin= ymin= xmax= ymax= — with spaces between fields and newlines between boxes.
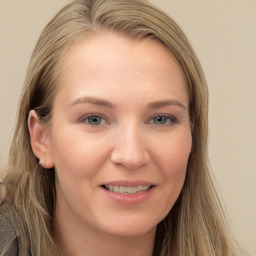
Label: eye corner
xmin=146 ymin=114 xmax=178 ymax=126
xmin=79 ymin=114 xmax=109 ymax=126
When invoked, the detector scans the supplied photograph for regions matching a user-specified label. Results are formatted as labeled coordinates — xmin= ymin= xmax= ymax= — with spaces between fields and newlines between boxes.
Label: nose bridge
xmin=110 ymin=122 xmax=149 ymax=169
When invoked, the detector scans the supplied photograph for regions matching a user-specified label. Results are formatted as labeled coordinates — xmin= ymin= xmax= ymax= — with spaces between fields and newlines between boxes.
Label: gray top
xmin=0 ymin=205 xmax=29 ymax=256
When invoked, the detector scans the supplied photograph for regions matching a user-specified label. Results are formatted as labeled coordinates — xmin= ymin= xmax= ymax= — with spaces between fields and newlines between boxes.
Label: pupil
xmin=90 ymin=116 xmax=100 ymax=124
xmin=155 ymin=116 xmax=165 ymax=124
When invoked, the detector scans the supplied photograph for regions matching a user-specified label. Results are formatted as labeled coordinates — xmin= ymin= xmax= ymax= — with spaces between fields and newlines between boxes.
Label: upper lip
xmin=101 ymin=180 xmax=156 ymax=187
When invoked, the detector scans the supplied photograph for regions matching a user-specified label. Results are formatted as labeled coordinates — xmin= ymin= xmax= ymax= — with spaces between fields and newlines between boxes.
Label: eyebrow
xmin=148 ymin=99 xmax=187 ymax=110
xmin=70 ymin=96 xmax=187 ymax=110
xmin=70 ymin=96 xmax=115 ymax=108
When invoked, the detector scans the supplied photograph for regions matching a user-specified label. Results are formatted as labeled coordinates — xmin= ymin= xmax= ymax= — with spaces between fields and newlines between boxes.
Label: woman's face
xmin=46 ymin=33 xmax=192 ymax=238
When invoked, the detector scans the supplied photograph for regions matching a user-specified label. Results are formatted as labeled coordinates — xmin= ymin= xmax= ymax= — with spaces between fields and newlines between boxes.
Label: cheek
xmin=155 ymin=131 xmax=192 ymax=178
xmin=155 ymin=133 xmax=191 ymax=215
xmin=49 ymin=128 xmax=108 ymax=179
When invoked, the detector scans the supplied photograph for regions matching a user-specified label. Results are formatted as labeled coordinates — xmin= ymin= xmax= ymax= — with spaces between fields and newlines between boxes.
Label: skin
xmin=29 ymin=32 xmax=192 ymax=256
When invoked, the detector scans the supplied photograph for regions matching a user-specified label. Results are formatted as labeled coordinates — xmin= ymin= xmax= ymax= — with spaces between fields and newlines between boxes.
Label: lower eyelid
xmin=78 ymin=114 xmax=178 ymax=126
xmin=147 ymin=115 xmax=177 ymax=124
xmin=79 ymin=114 xmax=108 ymax=124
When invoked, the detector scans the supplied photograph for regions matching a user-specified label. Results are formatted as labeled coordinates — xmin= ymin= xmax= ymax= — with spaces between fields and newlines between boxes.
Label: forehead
xmin=55 ymin=32 xmax=188 ymax=106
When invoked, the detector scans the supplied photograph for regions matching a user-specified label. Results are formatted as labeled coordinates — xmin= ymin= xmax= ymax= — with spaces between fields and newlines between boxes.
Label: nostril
xmin=110 ymin=129 xmax=150 ymax=169
xmin=111 ymin=149 xmax=150 ymax=170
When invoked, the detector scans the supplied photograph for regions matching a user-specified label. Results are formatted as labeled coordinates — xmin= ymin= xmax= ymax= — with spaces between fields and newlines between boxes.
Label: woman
xmin=0 ymin=0 xmax=248 ymax=255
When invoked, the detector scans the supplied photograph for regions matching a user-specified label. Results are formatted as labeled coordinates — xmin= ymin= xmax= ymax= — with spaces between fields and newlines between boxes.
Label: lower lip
xmin=100 ymin=186 xmax=156 ymax=205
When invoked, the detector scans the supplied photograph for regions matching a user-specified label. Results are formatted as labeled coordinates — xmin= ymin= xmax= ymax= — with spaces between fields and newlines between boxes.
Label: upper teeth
xmin=105 ymin=185 xmax=151 ymax=194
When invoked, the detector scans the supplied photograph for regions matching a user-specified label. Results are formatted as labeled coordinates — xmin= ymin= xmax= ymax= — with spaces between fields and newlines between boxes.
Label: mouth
xmin=101 ymin=185 xmax=154 ymax=195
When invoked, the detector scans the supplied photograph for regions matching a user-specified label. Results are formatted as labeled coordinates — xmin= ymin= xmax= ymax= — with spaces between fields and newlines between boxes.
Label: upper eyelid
xmin=78 ymin=113 xmax=178 ymax=124
xmin=146 ymin=114 xmax=177 ymax=123
xmin=79 ymin=113 xmax=109 ymax=123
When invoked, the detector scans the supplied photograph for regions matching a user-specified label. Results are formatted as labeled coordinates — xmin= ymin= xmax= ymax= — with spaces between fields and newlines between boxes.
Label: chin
xmin=96 ymin=215 xmax=158 ymax=238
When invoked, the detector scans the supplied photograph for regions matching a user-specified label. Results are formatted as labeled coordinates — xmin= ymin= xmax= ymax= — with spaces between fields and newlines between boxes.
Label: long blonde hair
xmin=2 ymin=0 xmax=244 ymax=255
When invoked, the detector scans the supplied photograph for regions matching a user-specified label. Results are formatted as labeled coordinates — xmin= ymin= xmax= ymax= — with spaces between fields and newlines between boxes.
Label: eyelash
xmin=79 ymin=114 xmax=109 ymax=126
xmin=146 ymin=114 xmax=178 ymax=126
xmin=79 ymin=114 xmax=178 ymax=126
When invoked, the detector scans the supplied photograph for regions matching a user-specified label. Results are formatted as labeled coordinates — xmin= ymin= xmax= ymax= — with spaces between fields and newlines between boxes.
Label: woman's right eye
xmin=80 ymin=115 xmax=107 ymax=126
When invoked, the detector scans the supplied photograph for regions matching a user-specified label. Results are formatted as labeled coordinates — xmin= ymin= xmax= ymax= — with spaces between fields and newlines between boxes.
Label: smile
xmin=103 ymin=185 xmax=152 ymax=194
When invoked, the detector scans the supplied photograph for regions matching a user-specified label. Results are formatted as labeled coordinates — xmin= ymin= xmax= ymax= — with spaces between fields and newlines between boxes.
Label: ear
xmin=28 ymin=110 xmax=54 ymax=169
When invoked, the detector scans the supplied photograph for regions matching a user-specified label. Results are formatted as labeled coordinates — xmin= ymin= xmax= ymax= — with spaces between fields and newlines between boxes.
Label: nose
xmin=110 ymin=126 xmax=150 ymax=170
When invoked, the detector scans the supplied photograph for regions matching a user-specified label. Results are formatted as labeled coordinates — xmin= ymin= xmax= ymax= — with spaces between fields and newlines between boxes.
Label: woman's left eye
xmin=148 ymin=115 xmax=176 ymax=125
xmin=81 ymin=115 xmax=107 ymax=125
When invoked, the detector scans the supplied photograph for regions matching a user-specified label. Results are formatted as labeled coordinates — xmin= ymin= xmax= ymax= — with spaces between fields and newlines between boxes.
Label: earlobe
xmin=28 ymin=110 xmax=54 ymax=169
